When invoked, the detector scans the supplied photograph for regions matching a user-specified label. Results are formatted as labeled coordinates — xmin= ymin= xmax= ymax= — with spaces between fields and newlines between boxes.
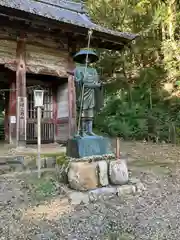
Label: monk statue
xmin=73 ymin=49 xmax=103 ymax=137
xmin=66 ymin=49 xmax=113 ymax=158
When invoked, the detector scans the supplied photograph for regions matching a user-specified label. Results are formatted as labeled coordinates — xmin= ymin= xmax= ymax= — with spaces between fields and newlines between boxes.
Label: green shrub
xmin=94 ymin=88 xmax=180 ymax=143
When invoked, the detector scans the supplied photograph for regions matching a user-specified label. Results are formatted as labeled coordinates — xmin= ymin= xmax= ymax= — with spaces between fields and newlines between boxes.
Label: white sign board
xmin=10 ymin=116 xmax=16 ymax=124
xmin=57 ymin=83 xmax=69 ymax=118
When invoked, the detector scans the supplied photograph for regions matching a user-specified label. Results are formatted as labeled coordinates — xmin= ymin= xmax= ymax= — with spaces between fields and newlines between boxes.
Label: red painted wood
xmin=67 ymin=74 xmax=77 ymax=138
xmin=16 ymin=38 xmax=27 ymax=145
xmin=4 ymin=92 xmax=9 ymax=142
xmin=8 ymin=75 xmax=16 ymax=142
xmin=68 ymin=75 xmax=72 ymax=138
xmin=53 ymin=87 xmax=58 ymax=139
xmin=56 ymin=118 xmax=69 ymax=124
xmin=71 ymin=76 xmax=76 ymax=134
xmin=9 ymin=78 xmax=16 ymax=116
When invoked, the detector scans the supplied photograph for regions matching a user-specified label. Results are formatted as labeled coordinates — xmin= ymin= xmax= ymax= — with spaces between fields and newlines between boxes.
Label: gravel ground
xmin=0 ymin=142 xmax=180 ymax=240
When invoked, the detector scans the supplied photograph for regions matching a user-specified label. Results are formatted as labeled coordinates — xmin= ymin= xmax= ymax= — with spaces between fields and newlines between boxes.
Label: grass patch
xmin=20 ymin=172 xmax=58 ymax=203
xmin=23 ymin=152 xmax=67 ymax=167
xmin=56 ymin=154 xmax=67 ymax=165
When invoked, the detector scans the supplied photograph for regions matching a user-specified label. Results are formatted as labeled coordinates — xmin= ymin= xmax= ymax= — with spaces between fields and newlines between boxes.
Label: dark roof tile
xmin=0 ymin=0 xmax=138 ymax=42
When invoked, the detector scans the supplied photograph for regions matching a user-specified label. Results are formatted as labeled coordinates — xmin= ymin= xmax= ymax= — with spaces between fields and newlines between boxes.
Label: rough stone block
xmin=7 ymin=156 xmax=24 ymax=164
xmin=66 ymin=135 xmax=113 ymax=158
xmin=68 ymin=192 xmax=89 ymax=205
xmin=68 ymin=162 xmax=98 ymax=191
xmin=129 ymin=178 xmax=146 ymax=193
xmin=136 ymin=182 xmax=146 ymax=193
xmin=117 ymin=185 xmax=136 ymax=196
xmin=44 ymin=157 xmax=56 ymax=168
xmin=98 ymin=160 xmax=109 ymax=186
xmin=89 ymin=187 xmax=117 ymax=202
xmin=109 ymin=159 xmax=129 ymax=185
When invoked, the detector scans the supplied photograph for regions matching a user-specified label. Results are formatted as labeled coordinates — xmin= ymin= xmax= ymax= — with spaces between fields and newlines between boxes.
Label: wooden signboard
xmin=17 ymin=96 xmax=27 ymax=141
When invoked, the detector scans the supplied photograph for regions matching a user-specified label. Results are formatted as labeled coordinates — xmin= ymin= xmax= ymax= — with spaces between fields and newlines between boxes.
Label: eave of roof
xmin=0 ymin=0 xmax=139 ymax=48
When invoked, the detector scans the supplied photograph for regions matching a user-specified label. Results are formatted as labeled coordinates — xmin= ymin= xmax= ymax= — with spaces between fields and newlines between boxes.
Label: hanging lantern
xmin=34 ymin=90 xmax=44 ymax=108
xmin=73 ymin=48 xmax=99 ymax=64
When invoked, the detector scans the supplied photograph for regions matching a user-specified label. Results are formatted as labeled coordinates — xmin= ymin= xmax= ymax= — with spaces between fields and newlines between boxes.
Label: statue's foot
xmin=87 ymin=132 xmax=96 ymax=136
xmin=81 ymin=132 xmax=88 ymax=137
xmin=74 ymin=133 xmax=81 ymax=138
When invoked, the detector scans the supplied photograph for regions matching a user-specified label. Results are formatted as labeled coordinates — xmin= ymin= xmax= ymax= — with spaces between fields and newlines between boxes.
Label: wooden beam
xmin=0 ymin=13 xmax=125 ymax=50
xmin=67 ymin=54 xmax=76 ymax=138
xmin=0 ymin=15 xmax=69 ymax=48
xmin=16 ymin=36 xmax=27 ymax=147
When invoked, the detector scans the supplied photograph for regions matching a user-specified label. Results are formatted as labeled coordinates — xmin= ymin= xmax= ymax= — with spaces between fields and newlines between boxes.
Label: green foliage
xmin=24 ymin=172 xmax=57 ymax=202
xmin=56 ymin=154 xmax=67 ymax=165
xmin=95 ymin=86 xmax=180 ymax=142
xmin=86 ymin=0 xmax=179 ymax=142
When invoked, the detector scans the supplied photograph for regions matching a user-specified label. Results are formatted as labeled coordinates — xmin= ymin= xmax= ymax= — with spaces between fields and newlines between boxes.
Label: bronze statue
xmin=73 ymin=49 xmax=103 ymax=137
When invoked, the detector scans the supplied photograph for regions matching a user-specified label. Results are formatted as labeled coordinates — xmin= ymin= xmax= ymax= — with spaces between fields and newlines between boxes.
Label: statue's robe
xmin=74 ymin=65 xmax=101 ymax=118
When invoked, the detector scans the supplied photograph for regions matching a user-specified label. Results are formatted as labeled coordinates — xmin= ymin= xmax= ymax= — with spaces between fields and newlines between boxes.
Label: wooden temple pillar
xmin=8 ymin=74 xmax=16 ymax=144
xmin=68 ymin=74 xmax=76 ymax=138
xmin=16 ymin=37 xmax=27 ymax=147
xmin=67 ymin=47 xmax=77 ymax=138
xmin=53 ymin=87 xmax=58 ymax=142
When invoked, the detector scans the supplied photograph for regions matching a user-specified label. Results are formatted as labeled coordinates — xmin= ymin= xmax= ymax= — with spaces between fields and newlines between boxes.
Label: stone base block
xmin=66 ymin=181 xmax=146 ymax=205
xmin=89 ymin=187 xmax=117 ymax=202
xmin=98 ymin=160 xmax=109 ymax=186
xmin=68 ymin=192 xmax=89 ymax=205
xmin=117 ymin=185 xmax=136 ymax=196
xmin=68 ymin=162 xmax=98 ymax=191
xmin=109 ymin=159 xmax=129 ymax=185
xmin=66 ymin=135 xmax=113 ymax=158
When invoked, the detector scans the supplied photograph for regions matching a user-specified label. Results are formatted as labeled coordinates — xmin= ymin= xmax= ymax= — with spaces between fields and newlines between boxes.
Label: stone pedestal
xmin=109 ymin=159 xmax=129 ymax=185
xmin=66 ymin=135 xmax=113 ymax=158
xmin=98 ymin=160 xmax=109 ymax=186
xmin=66 ymin=135 xmax=130 ymax=191
xmin=67 ymin=158 xmax=130 ymax=191
xmin=68 ymin=162 xmax=98 ymax=191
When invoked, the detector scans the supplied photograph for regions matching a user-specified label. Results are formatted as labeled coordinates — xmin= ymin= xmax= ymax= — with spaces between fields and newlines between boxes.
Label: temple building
xmin=0 ymin=0 xmax=137 ymax=146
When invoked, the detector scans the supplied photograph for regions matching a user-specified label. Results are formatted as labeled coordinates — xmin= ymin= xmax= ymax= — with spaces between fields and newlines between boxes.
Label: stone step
xmin=0 ymin=154 xmax=57 ymax=175
xmin=0 ymin=156 xmax=24 ymax=165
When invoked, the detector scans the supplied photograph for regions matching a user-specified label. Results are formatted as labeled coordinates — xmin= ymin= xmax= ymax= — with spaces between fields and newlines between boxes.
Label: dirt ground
xmin=0 ymin=141 xmax=180 ymax=240
xmin=0 ymin=142 xmax=66 ymax=156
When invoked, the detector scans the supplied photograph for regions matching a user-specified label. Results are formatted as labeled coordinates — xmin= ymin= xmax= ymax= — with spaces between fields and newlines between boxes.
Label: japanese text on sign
xmin=19 ymin=97 xmax=25 ymax=119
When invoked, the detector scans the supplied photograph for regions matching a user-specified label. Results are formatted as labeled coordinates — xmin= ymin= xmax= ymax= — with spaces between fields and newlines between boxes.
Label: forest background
xmin=85 ymin=0 xmax=180 ymax=143
xmin=0 ymin=0 xmax=179 ymax=143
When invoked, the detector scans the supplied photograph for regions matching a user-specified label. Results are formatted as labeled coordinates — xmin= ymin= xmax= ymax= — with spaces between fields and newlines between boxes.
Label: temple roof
xmin=0 ymin=0 xmax=138 ymax=48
